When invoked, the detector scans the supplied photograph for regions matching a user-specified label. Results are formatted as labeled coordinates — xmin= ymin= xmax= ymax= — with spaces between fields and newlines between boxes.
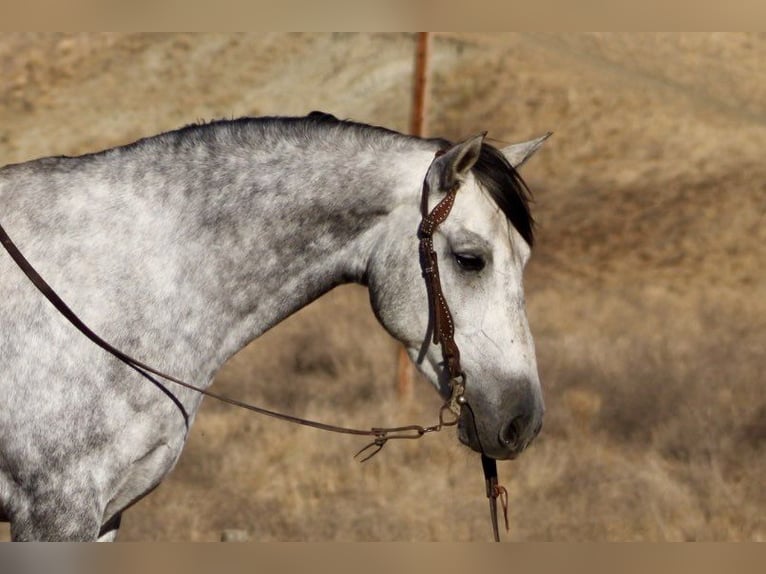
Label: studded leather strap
xmin=417 ymin=177 xmax=464 ymax=382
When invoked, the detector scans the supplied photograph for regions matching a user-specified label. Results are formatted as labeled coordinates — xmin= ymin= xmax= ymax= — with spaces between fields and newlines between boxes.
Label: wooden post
xmin=397 ymin=32 xmax=433 ymax=399
xmin=410 ymin=32 xmax=432 ymax=137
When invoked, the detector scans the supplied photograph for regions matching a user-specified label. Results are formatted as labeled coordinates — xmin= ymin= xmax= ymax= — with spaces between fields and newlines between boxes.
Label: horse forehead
xmin=449 ymin=178 xmax=531 ymax=265
xmin=451 ymin=178 xmax=507 ymax=238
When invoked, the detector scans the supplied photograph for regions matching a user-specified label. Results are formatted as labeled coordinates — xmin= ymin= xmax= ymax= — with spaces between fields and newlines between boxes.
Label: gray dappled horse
xmin=0 ymin=113 xmax=547 ymax=541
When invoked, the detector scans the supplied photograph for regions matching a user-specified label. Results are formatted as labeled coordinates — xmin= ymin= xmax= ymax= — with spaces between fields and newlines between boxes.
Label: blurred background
xmin=0 ymin=33 xmax=763 ymax=541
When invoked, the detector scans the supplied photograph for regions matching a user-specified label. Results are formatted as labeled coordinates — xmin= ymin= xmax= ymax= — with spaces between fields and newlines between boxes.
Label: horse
xmin=0 ymin=112 xmax=547 ymax=541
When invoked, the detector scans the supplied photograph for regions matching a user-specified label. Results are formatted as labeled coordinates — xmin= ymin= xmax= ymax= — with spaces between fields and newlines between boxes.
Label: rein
xmin=0 ymin=217 xmax=454 ymax=460
xmin=0 ymin=150 xmax=508 ymax=540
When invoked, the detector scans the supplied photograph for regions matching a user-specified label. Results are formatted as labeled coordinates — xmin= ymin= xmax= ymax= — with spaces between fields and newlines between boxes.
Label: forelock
xmin=471 ymin=143 xmax=535 ymax=247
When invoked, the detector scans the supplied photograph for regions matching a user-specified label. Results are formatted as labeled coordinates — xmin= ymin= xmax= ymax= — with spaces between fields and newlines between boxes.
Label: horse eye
xmin=454 ymin=253 xmax=486 ymax=272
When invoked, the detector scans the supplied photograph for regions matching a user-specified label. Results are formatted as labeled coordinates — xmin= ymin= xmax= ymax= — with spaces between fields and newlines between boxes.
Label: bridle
xmin=0 ymin=150 xmax=509 ymax=540
xmin=416 ymin=151 xmax=509 ymax=541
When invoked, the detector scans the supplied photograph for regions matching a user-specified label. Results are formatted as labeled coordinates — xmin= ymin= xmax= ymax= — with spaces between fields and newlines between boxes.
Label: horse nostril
xmin=499 ymin=414 xmax=528 ymax=450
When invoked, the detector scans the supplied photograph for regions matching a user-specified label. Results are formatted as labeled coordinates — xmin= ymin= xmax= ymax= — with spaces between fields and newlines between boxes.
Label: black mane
xmin=301 ymin=113 xmax=536 ymax=246
xmin=304 ymin=114 xmax=536 ymax=247
xmin=473 ymin=143 xmax=535 ymax=247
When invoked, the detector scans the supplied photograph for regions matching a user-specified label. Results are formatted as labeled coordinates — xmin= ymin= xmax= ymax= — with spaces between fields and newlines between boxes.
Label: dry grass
xmin=0 ymin=33 xmax=764 ymax=541
xmin=107 ymin=283 xmax=763 ymax=542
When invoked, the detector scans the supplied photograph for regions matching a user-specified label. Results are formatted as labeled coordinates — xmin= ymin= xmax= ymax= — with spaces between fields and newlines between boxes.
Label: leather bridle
xmin=0 ymin=150 xmax=508 ymax=540
xmin=417 ymin=168 xmax=465 ymax=400
xmin=417 ymin=151 xmax=508 ymax=541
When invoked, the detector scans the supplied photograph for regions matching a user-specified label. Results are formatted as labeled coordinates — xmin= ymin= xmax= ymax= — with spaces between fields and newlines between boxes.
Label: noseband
xmin=0 ymin=150 xmax=508 ymax=540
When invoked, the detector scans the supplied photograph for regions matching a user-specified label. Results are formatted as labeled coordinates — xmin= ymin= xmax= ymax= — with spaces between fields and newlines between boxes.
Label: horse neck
xmin=150 ymin=127 xmax=437 ymax=381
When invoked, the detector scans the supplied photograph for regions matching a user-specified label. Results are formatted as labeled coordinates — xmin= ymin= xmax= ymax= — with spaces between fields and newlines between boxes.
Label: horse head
xmin=368 ymin=132 xmax=549 ymax=460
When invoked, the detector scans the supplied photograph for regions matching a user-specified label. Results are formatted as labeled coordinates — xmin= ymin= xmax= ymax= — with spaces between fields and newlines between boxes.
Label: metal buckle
xmin=437 ymin=373 xmax=466 ymax=427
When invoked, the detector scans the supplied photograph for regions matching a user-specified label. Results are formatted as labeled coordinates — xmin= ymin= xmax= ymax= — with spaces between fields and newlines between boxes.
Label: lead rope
xmin=482 ymin=455 xmax=510 ymax=541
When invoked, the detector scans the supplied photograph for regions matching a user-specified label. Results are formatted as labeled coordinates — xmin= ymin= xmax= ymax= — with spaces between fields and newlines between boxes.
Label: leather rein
xmin=0 ymin=150 xmax=508 ymax=540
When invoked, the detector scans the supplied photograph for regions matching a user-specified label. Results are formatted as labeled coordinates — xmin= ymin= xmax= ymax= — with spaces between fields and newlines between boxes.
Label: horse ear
xmin=501 ymin=132 xmax=552 ymax=169
xmin=428 ymin=132 xmax=486 ymax=191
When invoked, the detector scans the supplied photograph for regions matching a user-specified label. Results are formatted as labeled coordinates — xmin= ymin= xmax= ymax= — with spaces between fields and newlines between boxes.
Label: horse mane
xmin=303 ymin=113 xmax=535 ymax=247
xmin=300 ymin=113 xmax=535 ymax=247
xmin=165 ymin=112 xmax=535 ymax=247
xmin=473 ymin=144 xmax=535 ymax=247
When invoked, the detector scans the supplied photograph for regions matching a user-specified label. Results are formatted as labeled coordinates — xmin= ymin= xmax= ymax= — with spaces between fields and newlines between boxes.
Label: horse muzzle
xmin=457 ymin=388 xmax=544 ymax=460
